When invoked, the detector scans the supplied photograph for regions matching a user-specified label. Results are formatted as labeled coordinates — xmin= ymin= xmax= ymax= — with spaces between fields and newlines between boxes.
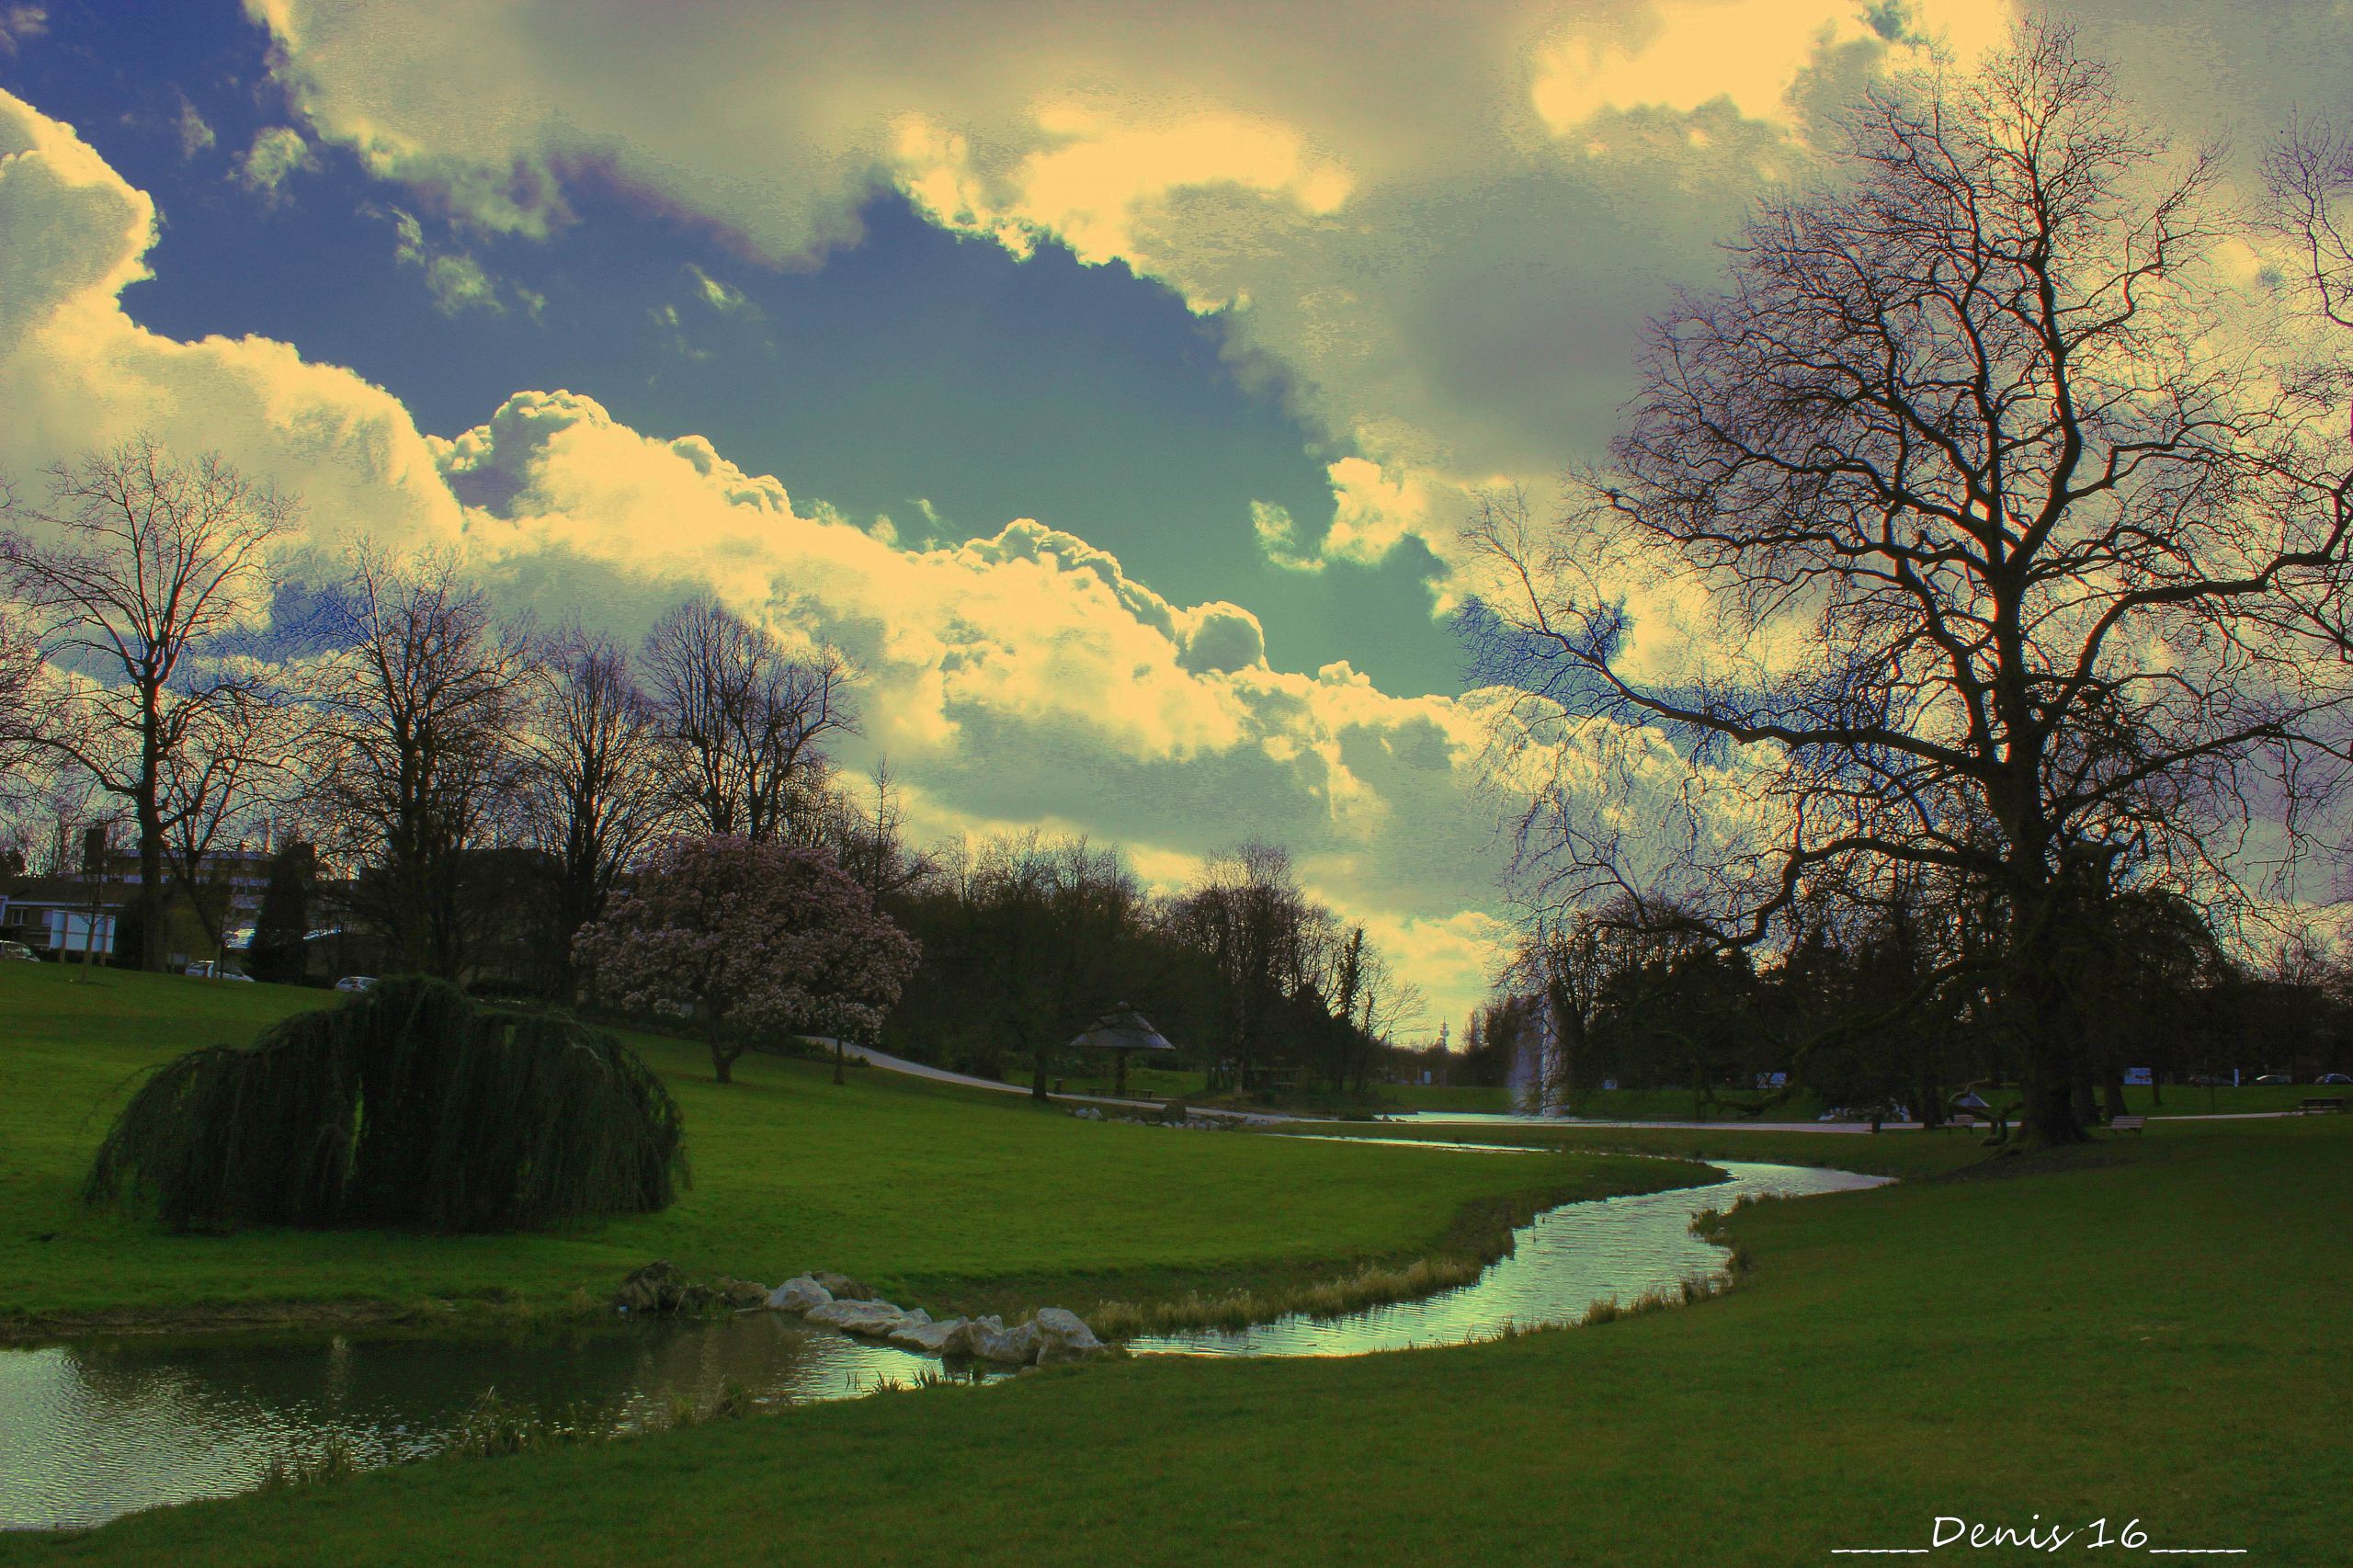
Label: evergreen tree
xmin=248 ymin=841 xmax=316 ymax=984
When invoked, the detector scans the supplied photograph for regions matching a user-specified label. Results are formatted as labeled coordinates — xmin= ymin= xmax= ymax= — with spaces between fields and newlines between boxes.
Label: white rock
xmin=806 ymin=1299 xmax=909 ymax=1336
xmin=767 ymin=1276 xmax=834 ymax=1312
xmin=967 ymin=1317 xmax=1042 ymax=1365
xmin=889 ymin=1316 xmax=972 ymax=1354
xmin=1033 ymin=1307 xmax=1107 ymax=1364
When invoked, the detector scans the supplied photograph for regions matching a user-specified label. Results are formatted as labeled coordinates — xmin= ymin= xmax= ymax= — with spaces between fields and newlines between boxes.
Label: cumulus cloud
xmin=234 ymin=125 xmax=317 ymax=197
xmin=10 ymin=85 xmax=1678 ymax=1028
xmin=239 ymin=0 xmax=2032 ymax=605
xmin=1 ymin=92 xmax=470 ymax=581
xmin=173 ymin=93 xmax=217 ymax=160
xmin=0 ymin=5 xmax=45 ymax=56
xmin=688 ymin=264 xmax=755 ymax=316
xmin=385 ymin=206 xmax=508 ymax=315
xmin=1529 ymin=0 xmax=2006 ymax=131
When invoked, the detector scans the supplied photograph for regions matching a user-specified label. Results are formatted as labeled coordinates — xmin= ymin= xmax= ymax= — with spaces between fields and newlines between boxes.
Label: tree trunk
xmin=2100 ymin=1066 xmax=2128 ymax=1126
xmin=2007 ymin=872 xmax=2092 ymax=1147
xmin=712 ymin=1043 xmax=735 ymax=1085
xmin=136 ymin=797 xmax=166 ymax=972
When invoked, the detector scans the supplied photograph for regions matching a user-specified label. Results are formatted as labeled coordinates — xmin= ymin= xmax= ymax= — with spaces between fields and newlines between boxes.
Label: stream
xmin=0 ymin=1158 xmax=1886 ymax=1531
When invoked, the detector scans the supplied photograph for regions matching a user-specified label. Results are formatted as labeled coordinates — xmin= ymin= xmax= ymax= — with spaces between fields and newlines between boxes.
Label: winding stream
xmin=1130 ymin=1159 xmax=1889 ymax=1357
xmin=0 ymin=1159 xmax=1885 ymax=1531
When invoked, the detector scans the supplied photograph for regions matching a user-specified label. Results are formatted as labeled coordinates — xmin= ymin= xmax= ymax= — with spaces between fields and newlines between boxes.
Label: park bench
xmin=2108 ymin=1115 xmax=2146 ymax=1134
xmin=2301 ymin=1096 xmax=2347 ymax=1114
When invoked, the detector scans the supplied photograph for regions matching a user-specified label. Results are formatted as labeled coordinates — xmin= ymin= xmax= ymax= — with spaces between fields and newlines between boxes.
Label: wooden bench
xmin=2108 ymin=1115 xmax=2147 ymax=1134
xmin=2301 ymin=1096 xmax=2347 ymax=1114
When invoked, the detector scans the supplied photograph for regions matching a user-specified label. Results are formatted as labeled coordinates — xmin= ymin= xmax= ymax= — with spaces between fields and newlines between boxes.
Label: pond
xmin=0 ymin=1312 xmax=981 ymax=1532
xmin=0 ymin=1159 xmax=1885 ymax=1532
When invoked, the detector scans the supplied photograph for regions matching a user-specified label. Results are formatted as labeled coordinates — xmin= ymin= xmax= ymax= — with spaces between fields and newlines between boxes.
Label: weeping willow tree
xmin=85 ymin=978 xmax=686 ymax=1232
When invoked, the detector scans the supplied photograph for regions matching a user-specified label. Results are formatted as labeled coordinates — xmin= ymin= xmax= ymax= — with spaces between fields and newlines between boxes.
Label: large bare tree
xmin=158 ymin=679 xmax=313 ymax=971
xmin=516 ymin=623 xmax=669 ymax=996
xmin=641 ymin=595 xmax=855 ymax=844
xmin=0 ymin=438 xmax=293 ymax=970
xmin=0 ymin=595 xmax=46 ymax=810
xmin=321 ymin=550 xmax=528 ymax=979
xmin=1467 ymin=28 xmax=2353 ymax=1143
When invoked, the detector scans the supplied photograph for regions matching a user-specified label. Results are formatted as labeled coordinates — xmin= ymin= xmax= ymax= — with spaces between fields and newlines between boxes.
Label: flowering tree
xmin=576 ymin=835 xmax=919 ymax=1085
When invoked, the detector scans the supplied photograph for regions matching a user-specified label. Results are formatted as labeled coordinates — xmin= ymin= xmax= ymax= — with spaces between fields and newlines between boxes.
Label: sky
xmin=3 ymin=0 xmax=2349 ymax=1035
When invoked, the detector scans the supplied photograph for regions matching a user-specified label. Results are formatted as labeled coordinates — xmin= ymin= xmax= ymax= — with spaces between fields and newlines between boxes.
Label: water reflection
xmin=0 ymin=1312 xmax=976 ymax=1531
xmin=1127 ymin=1162 xmax=1891 ymax=1358
xmin=1 ymin=1161 xmax=1887 ymax=1531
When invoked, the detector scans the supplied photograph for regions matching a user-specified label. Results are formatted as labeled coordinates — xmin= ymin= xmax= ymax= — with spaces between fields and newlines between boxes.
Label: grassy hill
xmin=8 ymin=1094 xmax=2343 ymax=1564
xmin=0 ymin=963 xmax=1692 ymax=1332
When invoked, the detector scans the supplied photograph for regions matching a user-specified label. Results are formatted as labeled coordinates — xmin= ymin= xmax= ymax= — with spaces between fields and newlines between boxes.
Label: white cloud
xmin=688 ymin=264 xmax=754 ymax=315
xmin=0 ymin=88 xmax=1614 ymax=1033
xmin=174 ymin=94 xmax=217 ymax=160
xmin=0 ymin=6 xmax=44 ymax=56
xmin=387 ymin=207 xmax=505 ymax=315
xmin=1529 ymin=0 xmax=2008 ymax=131
xmin=238 ymin=0 xmax=2030 ymax=599
xmin=235 ymin=125 xmax=317 ymax=197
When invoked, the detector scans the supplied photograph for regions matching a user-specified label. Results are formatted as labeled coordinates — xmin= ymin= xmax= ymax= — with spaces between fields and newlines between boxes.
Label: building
xmin=0 ymin=877 xmax=121 ymax=959
xmin=104 ymin=837 xmax=281 ymax=932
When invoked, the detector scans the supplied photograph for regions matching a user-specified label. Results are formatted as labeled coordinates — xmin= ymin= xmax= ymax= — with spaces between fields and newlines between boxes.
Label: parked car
xmin=0 ymin=939 xmax=37 ymax=962
xmin=2315 ymin=1073 xmax=2353 ymax=1085
xmin=2187 ymin=1074 xmax=2230 ymax=1087
xmin=2253 ymin=1074 xmax=2293 ymax=1085
xmin=335 ymin=975 xmax=377 ymax=993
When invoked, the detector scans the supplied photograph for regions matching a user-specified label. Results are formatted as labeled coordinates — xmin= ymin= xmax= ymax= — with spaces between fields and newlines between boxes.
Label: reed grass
xmin=1086 ymin=1252 xmax=1486 ymax=1338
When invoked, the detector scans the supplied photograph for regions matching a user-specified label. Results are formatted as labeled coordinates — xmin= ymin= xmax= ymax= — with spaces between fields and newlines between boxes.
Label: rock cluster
xmin=609 ymin=1263 xmax=1109 ymax=1368
xmin=612 ymin=1261 xmax=767 ymax=1315
xmin=1065 ymin=1105 xmax=1227 ymax=1131
xmin=763 ymin=1273 xmax=1106 ymax=1366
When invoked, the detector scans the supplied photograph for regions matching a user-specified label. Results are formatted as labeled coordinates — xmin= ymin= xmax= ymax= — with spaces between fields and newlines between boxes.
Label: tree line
xmin=0 ymin=459 xmax=1421 ymax=1089
xmin=1474 ymin=883 xmax=2353 ymax=1123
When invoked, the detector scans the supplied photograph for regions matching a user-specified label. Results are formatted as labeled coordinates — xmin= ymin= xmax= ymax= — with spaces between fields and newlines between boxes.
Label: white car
xmin=335 ymin=975 xmax=378 ymax=993
xmin=184 ymin=961 xmax=256 ymax=982
xmin=0 ymin=939 xmax=37 ymax=962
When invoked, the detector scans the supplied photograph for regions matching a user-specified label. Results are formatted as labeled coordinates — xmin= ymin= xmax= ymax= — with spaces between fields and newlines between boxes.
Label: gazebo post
xmin=1069 ymin=1005 xmax=1176 ymax=1104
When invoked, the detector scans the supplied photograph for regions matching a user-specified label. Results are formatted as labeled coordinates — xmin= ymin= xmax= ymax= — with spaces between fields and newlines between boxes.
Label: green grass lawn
xmin=10 ymin=1108 xmax=2342 ymax=1564
xmin=0 ymin=964 xmax=1693 ymax=1332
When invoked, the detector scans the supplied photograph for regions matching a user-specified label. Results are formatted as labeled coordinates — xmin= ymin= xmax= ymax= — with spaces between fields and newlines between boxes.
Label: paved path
xmin=828 ymin=1042 xmax=1290 ymax=1124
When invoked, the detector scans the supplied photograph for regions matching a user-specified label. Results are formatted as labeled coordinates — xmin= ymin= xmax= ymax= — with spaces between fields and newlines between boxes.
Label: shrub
xmin=84 ymin=977 xmax=686 ymax=1232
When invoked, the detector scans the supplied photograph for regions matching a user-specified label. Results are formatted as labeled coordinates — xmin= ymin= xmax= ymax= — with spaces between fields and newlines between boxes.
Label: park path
xmin=827 ymin=1041 xmax=1290 ymax=1123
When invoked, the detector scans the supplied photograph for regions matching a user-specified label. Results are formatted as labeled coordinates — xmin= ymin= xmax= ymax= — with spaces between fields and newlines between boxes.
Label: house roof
xmin=0 ymin=878 xmax=125 ymax=910
xmin=1068 ymin=1005 xmax=1176 ymax=1054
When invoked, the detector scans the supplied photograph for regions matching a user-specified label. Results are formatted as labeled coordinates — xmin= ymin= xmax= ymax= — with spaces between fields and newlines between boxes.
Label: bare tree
xmin=1166 ymin=840 xmax=1322 ymax=1094
xmin=516 ymin=623 xmax=669 ymax=996
xmin=641 ymin=595 xmax=855 ymax=843
xmin=0 ymin=437 xmax=293 ymax=970
xmin=812 ymin=758 xmax=935 ymax=900
xmin=158 ymin=680 xmax=313 ymax=971
xmin=2262 ymin=111 xmax=2353 ymax=336
xmin=0 ymin=594 xmax=49 ymax=811
xmin=1467 ymin=27 xmax=2353 ymax=1142
xmin=320 ymin=550 xmax=528 ymax=979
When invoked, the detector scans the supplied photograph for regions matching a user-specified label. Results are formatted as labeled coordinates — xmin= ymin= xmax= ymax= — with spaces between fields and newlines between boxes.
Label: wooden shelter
xmin=1069 ymin=1005 xmax=1176 ymax=1096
